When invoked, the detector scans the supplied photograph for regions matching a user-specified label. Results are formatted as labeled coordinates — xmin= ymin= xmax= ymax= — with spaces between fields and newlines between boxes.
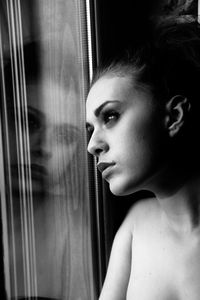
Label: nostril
xmin=88 ymin=141 xmax=108 ymax=157
xmin=87 ymin=143 xmax=101 ymax=157
xmin=94 ymin=148 xmax=103 ymax=156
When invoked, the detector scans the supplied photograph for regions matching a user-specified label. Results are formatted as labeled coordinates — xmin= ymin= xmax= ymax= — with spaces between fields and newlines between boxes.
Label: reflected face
xmin=10 ymin=78 xmax=79 ymax=196
xmin=86 ymin=75 xmax=168 ymax=196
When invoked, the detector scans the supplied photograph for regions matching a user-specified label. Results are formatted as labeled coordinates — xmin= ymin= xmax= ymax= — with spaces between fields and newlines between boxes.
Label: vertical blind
xmin=0 ymin=0 xmax=96 ymax=299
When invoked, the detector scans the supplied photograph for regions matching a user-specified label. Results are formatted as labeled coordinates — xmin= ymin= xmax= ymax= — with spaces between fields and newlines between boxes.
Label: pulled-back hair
xmin=92 ymin=17 xmax=200 ymax=110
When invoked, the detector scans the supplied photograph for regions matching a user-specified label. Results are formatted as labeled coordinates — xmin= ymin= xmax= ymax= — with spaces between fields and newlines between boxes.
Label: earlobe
xmin=165 ymin=95 xmax=191 ymax=137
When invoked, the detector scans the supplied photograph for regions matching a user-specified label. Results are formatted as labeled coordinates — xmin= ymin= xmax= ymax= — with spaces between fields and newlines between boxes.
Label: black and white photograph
xmin=0 ymin=0 xmax=200 ymax=299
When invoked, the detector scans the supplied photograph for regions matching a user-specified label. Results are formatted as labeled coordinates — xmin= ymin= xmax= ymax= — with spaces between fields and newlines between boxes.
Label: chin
xmin=109 ymin=181 xmax=135 ymax=196
xmin=108 ymin=176 xmax=142 ymax=196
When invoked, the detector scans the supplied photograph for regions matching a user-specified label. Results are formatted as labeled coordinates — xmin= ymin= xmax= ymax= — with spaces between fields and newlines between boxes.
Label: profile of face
xmin=9 ymin=77 xmax=79 ymax=197
xmin=86 ymin=75 xmax=169 ymax=196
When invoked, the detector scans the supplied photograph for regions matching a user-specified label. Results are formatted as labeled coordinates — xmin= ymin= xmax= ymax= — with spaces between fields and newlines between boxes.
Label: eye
xmin=86 ymin=124 xmax=94 ymax=134
xmin=28 ymin=111 xmax=41 ymax=133
xmin=85 ymin=123 xmax=93 ymax=142
xmin=102 ymin=110 xmax=120 ymax=126
xmin=55 ymin=125 xmax=80 ymax=145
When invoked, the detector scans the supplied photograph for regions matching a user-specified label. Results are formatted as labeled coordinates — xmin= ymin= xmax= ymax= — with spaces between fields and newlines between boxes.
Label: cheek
xmin=117 ymin=115 xmax=159 ymax=156
xmin=109 ymin=138 xmax=162 ymax=196
xmin=51 ymin=143 xmax=77 ymax=169
xmin=115 ymin=112 xmax=166 ymax=176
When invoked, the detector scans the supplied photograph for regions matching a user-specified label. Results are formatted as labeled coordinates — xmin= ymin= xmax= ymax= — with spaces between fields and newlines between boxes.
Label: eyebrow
xmin=54 ymin=123 xmax=80 ymax=134
xmin=86 ymin=100 xmax=121 ymax=131
xmin=28 ymin=106 xmax=80 ymax=134
xmin=94 ymin=100 xmax=120 ymax=117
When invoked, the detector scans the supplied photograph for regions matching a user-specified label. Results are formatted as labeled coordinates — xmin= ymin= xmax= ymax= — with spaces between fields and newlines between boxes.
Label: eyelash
xmin=28 ymin=111 xmax=41 ymax=132
xmin=86 ymin=109 xmax=120 ymax=136
xmin=102 ymin=110 xmax=120 ymax=126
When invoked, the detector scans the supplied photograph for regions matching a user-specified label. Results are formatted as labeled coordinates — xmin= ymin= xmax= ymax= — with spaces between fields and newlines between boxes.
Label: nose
xmin=87 ymin=129 xmax=108 ymax=157
xmin=30 ymin=127 xmax=52 ymax=160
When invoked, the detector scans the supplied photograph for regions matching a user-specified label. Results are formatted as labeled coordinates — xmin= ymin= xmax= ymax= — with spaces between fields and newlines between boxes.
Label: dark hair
xmin=92 ymin=17 xmax=200 ymax=109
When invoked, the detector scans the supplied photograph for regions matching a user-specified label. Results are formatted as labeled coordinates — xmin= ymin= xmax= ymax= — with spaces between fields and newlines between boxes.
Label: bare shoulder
xmin=120 ymin=196 xmax=160 ymax=235
xmin=99 ymin=197 xmax=160 ymax=300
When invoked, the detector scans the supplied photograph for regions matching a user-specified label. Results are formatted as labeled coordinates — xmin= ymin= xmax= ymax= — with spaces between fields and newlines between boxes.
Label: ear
xmin=165 ymin=95 xmax=191 ymax=137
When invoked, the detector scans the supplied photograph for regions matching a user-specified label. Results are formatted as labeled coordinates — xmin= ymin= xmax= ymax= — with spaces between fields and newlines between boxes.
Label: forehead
xmin=27 ymin=78 xmax=78 ymax=125
xmin=86 ymin=75 xmax=133 ymax=115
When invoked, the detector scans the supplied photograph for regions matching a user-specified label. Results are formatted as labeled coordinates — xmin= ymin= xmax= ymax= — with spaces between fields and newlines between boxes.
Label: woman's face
xmin=86 ymin=75 xmax=169 ymax=196
xmin=9 ymin=78 xmax=79 ymax=196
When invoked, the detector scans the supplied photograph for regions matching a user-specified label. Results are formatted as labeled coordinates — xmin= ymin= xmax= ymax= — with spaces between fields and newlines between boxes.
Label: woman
xmin=3 ymin=42 xmax=81 ymax=299
xmin=86 ymin=18 xmax=200 ymax=299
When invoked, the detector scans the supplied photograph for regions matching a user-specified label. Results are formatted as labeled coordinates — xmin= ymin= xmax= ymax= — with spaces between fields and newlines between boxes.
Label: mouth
xmin=30 ymin=164 xmax=48 ymax=180
xmin=97 ymin=162 xmax=116 ymax=179
xmin=10 ymin=164 xmax=48 ymax=196
xmin=11 ymin=164 xmax=48 ymax=181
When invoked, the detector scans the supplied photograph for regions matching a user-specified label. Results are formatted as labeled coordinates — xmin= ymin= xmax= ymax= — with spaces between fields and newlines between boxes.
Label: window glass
xmin=0 ymin=1 xmax=95 ymax=299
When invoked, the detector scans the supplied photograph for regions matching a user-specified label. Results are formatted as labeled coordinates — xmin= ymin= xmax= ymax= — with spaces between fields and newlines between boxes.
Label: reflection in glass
xmin=0 ymin=1 xmax=95 ymax=299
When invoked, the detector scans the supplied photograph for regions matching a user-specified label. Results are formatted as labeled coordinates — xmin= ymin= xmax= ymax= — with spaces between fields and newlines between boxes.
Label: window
xmin=0 ymin=0 xmax=96 ymax=299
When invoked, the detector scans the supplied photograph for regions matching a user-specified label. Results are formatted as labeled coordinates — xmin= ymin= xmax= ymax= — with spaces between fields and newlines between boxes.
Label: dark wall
xmin=94 ymin=0 xmax=159 ymax=64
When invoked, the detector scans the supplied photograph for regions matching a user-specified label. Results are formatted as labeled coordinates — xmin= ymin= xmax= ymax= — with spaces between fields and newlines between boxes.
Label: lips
xmin=30 ymin=164 xmax=48 ymax=180
xmin=97 ymin=161 xmax=115 ymax=178
xmin=11 ymin=164 xmax=48 ymax=180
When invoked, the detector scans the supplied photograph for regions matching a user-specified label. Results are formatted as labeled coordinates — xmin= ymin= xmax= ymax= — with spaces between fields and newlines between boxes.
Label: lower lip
xmin=11 ymin=165 xmax=47 ymax=181
xmin=11 ymin=165 xmax=48 ymax=194
xmin=31 ymin=169 xmax=46 ymax=181
xmin=102 ymin=165 xmax=115 ymax=179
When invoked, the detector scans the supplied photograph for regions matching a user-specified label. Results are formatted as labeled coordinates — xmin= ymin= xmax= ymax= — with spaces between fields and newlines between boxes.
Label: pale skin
xmin=86 ymin=75 xmax=200 ymax=300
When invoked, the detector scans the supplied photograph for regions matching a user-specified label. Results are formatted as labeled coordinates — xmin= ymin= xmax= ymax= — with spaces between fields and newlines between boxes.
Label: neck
xmin=148 ymin=155 xmax=200 ymax=232
xmin=155 ymin=167 xmax=200 ymax=233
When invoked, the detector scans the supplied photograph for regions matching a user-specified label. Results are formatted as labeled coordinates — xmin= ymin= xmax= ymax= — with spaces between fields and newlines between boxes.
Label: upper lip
xmin=12 ymin=164 xmax=48 ymax=176
xmin=97 ymin=162 xmax=115 ymax=173
xmin=31 ymin=164 xmax=48 ymax=176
